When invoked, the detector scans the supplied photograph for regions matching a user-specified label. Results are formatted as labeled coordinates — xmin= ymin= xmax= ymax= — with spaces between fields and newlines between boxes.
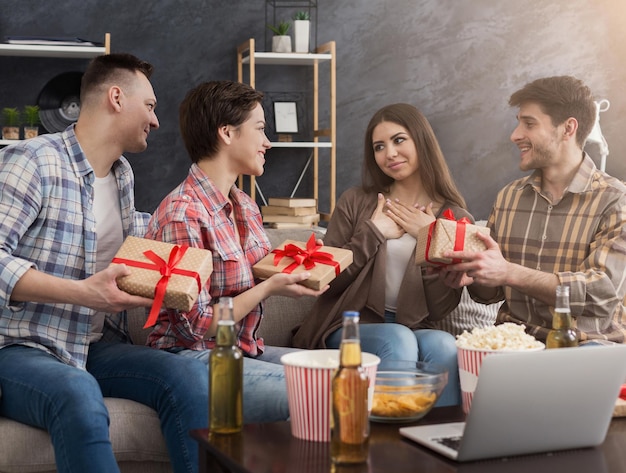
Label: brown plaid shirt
xmin=484 ymin=154 xmax=626 ymax=343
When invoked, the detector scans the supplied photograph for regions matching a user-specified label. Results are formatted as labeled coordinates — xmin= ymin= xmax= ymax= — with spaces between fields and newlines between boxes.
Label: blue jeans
xmin=0 ymin=342 xmax=208 ymax=473
xmin=175 ymin=344 xmax=298 ymax=423
xmin=326 ymin=323 xmax=461 ymax=407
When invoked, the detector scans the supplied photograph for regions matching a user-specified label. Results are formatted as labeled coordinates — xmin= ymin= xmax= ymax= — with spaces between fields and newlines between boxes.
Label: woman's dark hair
xmin=362 ymin=103 xmax=466 ymax=209
xmin=179 ymin=80 xmax=264 ymax=163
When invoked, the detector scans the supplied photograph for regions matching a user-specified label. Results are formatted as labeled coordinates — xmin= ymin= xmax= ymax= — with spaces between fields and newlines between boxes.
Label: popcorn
xmin=455 ymin=323 xmax=544 ymax=350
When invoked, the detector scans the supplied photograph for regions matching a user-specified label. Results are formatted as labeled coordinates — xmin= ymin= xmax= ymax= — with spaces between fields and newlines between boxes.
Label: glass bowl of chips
xmin=369 ymin=360 xmax=448 ymax=423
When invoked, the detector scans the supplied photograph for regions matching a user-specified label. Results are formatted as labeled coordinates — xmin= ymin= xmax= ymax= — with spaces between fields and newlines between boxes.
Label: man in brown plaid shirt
xmin=440 ymin=76 xmax=626 ymax=344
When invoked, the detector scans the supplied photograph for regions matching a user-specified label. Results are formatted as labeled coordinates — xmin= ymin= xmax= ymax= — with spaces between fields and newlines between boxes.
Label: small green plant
xmin=267 ymin=20 xmax=291 ymax=36
xmin=294 ymin=11 xmax=310 ymax=21
xmin=23 ymin=105 xmax=40 ymax=127
xmin=2 ymin=107 xmax=20 ymax=127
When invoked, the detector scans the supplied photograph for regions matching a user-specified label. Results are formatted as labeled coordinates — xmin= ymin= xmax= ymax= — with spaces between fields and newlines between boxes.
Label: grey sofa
xmin=0 ymin=225 xmax=497 ymax=472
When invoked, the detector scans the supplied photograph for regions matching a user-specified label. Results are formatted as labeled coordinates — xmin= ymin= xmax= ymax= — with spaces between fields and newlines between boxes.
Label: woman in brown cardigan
xmin=292 ymin=103 xmax=474 ymax=406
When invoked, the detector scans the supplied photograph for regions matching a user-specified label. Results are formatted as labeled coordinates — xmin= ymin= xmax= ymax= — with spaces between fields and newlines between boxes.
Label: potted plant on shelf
xmin=23 ymin=105 xmax=41 ymax=139
xmin=267 ymin=20 xmax=292 ymax=53
xmin=2 ymin=107 xmax=21 ymax=140
xmin=293 ymin=11 xmax=311 ymax=53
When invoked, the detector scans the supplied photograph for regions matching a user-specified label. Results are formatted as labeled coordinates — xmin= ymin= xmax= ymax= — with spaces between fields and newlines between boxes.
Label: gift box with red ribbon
xmin=415 ymin=209 xmax=490 ymax=266
xmin=252 ymin=234 xmax=353 ymax=290
xmin=111 ymin=236 xmax=213 ymax=328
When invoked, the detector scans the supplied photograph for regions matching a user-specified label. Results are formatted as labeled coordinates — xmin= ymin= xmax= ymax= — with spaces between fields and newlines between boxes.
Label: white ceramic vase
xmin=293 ymin=20 xmax=310 ymax=53
xmin=272 ymin=35 xmax=292 ymax=53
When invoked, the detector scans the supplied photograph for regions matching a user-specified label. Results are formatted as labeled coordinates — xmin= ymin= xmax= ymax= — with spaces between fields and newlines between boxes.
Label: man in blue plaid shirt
xmin=0 ymin=53 xmax=208 ymax=473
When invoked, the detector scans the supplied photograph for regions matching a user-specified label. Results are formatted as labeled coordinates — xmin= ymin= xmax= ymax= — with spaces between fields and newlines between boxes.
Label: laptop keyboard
xmin=433 ymin=436 xmax=462 ymax=452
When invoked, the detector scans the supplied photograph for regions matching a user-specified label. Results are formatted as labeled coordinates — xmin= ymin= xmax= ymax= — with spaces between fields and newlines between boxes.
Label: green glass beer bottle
xmin=546 ymin=285 xmax=578 ymax=349
xmin=331 ymin=311 xmax=370 ymax=464
xmin=209 ymin=297 xmax=243 ymax=433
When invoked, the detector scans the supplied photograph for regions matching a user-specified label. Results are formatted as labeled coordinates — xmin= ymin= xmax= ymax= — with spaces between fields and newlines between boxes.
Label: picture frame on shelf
xmin=274 ymin=101 xmax=298 ymax=133
xmin=262 ymin=92 xmax=307 ymax=142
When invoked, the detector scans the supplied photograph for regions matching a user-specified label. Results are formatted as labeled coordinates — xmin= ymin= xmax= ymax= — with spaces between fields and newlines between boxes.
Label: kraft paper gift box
xmin=112 ymin=236 xmax=213 ymax=327
xmin=252 ymin=234 xmax=353 ymax=291
xmin=415 ymin=210 xmax=490 ymax=266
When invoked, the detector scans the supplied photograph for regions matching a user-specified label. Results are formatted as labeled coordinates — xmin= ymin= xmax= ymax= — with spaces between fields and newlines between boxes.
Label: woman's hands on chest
xmin=370 ymin=193 xmax=437 ymax=240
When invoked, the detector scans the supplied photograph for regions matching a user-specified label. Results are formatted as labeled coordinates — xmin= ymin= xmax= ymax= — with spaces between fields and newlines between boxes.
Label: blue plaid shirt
xmin=0 ymin=125 xmax=150 ymax=368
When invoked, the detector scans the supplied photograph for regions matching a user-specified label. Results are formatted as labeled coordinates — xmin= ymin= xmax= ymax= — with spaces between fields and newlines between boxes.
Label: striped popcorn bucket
xmin=457 ymin=344 xmax=544 ymax=414
xmin=281 ymin=349 xmax=380 ymax=442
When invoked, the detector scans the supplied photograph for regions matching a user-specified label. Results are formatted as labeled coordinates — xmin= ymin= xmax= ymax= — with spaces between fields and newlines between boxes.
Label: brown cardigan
xmin=291 ymin=187 xmax=471 ymax=349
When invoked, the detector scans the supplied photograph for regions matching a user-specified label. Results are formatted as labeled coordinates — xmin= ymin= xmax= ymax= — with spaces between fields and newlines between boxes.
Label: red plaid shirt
xmin=144 ymin=164 xmax=270 ymax=356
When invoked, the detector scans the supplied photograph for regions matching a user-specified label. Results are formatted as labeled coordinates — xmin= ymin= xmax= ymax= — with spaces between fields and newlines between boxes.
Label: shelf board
xmin=0 ymin=139 xmax=20 ymax=146
xmin=270 ymin=141 xmax=332 ymax=148
xmin=0 ymin=43 xmax=107 ymax=58
xmin=242 ymin=51 xmax=332 ymax=66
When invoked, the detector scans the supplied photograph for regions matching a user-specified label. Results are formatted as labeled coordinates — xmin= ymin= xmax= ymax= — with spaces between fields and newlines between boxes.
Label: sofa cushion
xmin=264 ymin=226 xmax=327 ymax=249
xmin=0 ymin=398 xmax=170 ymax=473
xmin=258 ymin=295 xmax=316 ymax=347
xmin=128 ymin=306 xmax=152 ymax=346
xmin=105 ymin=398 xmax=169 ymax=463
xmin=431 ymin=287 xmax=500 ymax=336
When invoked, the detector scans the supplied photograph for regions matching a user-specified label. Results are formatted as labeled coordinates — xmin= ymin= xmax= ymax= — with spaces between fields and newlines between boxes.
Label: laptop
xmin=400 ymin=345 xmax=626 ymax=462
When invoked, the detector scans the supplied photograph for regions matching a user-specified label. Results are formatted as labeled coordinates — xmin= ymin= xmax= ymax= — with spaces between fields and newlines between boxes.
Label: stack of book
xmin=261 ymin=197 xmax=319 ymax=228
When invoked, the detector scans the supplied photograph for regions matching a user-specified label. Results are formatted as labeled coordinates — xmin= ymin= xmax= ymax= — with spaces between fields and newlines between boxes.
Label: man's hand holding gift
xmin=436 ymin=230 xmax=510 ymax=288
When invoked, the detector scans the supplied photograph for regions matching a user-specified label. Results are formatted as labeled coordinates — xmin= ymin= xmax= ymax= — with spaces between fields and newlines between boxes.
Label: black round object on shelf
xmin=37 ymin=72 xmax=83 ymax=133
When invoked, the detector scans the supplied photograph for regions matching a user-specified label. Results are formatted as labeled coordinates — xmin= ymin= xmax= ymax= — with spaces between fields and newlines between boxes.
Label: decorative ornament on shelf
xmin=2 ymin=107 xmax=21 ymax=140
xmin=293 ymin=11 xmax=311 ymax=53
xmin=267 ymin=20 xmax=292 ymax=53
xmin=23 ymin=105 xmax=41 ymax=139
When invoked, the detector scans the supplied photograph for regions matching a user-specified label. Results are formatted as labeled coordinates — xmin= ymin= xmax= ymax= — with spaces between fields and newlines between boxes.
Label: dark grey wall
xmin=1 ymin=0 xmax=625 ymax=220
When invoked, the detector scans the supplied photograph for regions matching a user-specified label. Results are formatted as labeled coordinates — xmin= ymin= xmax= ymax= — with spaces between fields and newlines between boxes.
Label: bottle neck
xmin=552 ymin=285 xmax=572 ymax=330
xmin=552 ymin=309 xmax=572 ymax=330
xmin=339 ymin=315 xmax=362 ymax=367
xmin=341 ymin=316 xmax=360 ymax=343
xmin=216 ymin=297 xmax=236 ymax=347
xmin=555 ymin=285 xmax=570 ymax=312
xmin=339 ymin=339 xmax=362 ymax=367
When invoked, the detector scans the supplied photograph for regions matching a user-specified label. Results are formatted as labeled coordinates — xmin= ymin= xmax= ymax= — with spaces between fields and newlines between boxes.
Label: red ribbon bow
xmin=112 ymin=245 xmax=202 ymax=328
xmin=271 ymin=233 xmax=340 ymax=277
xmin=424 ymin=209 xmax=471 ymax=265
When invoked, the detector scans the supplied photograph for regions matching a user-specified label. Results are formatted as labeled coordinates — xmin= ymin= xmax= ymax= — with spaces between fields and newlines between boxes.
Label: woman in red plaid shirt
xmin=144 ymin=80 xmax=327 ymax=423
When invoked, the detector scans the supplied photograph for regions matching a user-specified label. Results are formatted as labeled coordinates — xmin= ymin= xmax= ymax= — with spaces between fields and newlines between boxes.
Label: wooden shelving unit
xmin=0 ymin=33 xmax=110 ymax=146
xmin=236 ymin=37 xmax=336 ymax=220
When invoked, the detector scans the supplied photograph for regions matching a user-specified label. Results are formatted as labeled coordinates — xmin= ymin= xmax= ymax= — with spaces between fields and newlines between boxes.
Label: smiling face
xmin=229 ymin=102 xmax=271 ymax=177
xmin=371 ymin=120 xmax=419 ymax=182
xmin=510 ymin=102 xmax=564 ymax=172
xmin=117 ymin=71 xmax=159 ymax=154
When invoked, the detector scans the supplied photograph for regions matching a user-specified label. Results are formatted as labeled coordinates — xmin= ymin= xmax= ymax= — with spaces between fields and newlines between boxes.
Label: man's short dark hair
xmin=80 ymin=53 xmax=154 ymax=102
xmin=509 ymin=76 xmax=596 ymax=148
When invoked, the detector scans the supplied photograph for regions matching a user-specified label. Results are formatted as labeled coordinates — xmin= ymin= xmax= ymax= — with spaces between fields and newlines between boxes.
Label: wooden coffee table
xmin=191 ymin=406 xmax=626 ymax=473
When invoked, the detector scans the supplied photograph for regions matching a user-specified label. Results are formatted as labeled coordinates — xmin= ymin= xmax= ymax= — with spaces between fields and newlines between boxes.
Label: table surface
xmin=191 ymin=406 xmax=626 ymax=473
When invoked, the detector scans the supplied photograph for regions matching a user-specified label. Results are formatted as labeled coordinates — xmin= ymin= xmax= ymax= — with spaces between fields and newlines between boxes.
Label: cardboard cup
xmin=457 ymin=345 xmax=544 ymax=414
xmin=281 ymin=349 xmax=380 ymax=442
